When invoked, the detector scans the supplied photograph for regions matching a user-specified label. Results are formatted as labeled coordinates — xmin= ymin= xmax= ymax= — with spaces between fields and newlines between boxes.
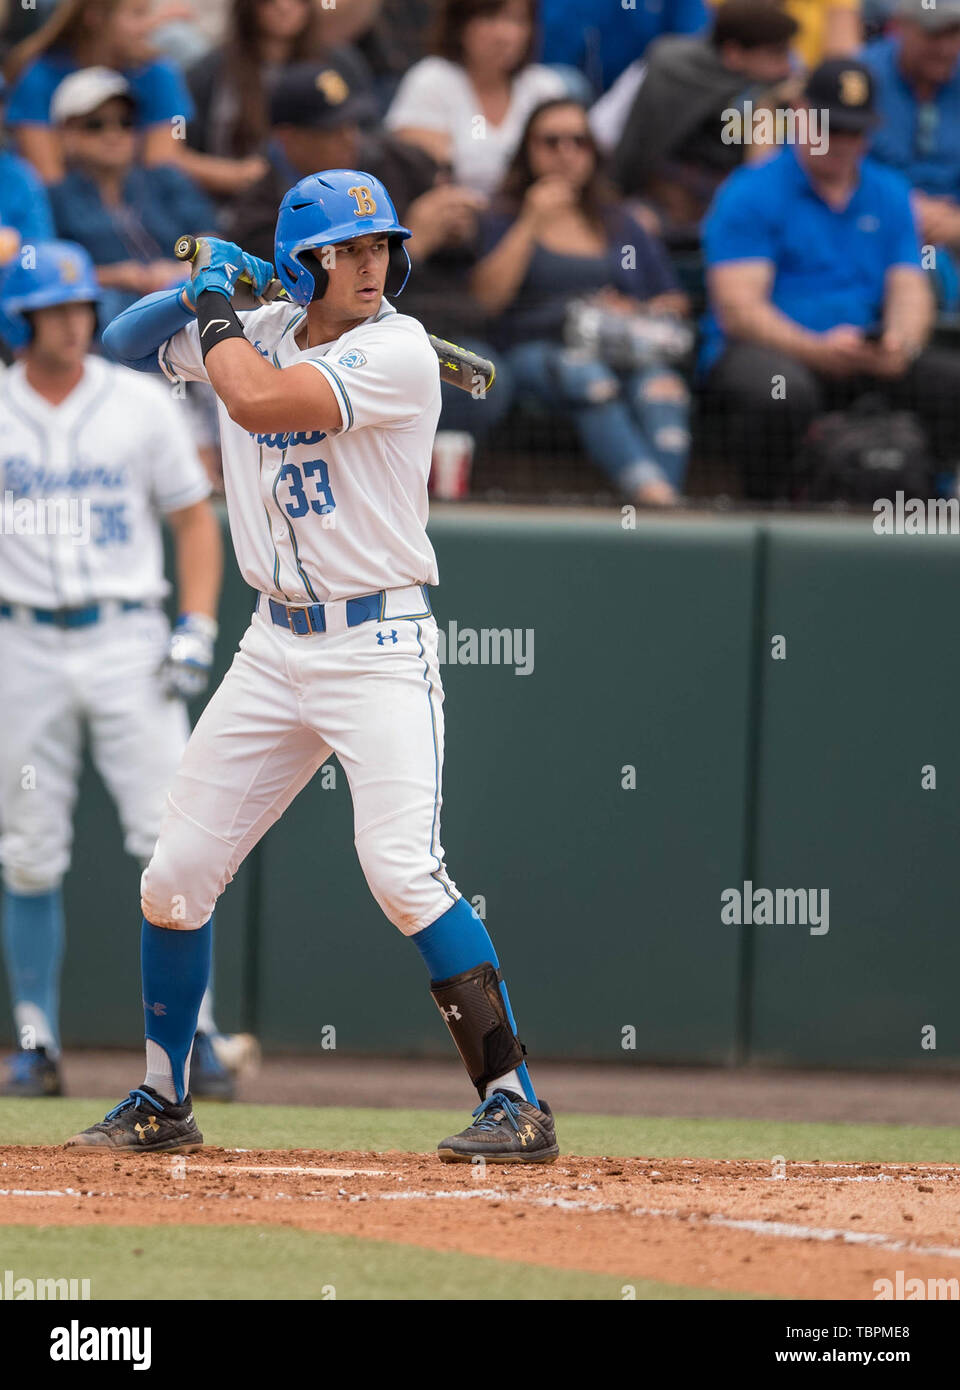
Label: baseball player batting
xmin=65 ymin=169 xmax=559 ymax=1164
xmin=0 ymin=241 xmax=257 ymax=1101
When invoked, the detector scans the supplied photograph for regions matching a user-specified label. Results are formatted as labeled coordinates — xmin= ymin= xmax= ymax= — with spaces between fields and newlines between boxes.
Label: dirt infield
xmin=3 ymin=1146 xmax=960 ymax=1299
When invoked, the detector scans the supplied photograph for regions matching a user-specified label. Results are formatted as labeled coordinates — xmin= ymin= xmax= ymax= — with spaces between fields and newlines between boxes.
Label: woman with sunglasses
xmin=473 ymin=98 xmax=692 ymax=506
xmin=46 ymin=68 xmax=216 ymax=325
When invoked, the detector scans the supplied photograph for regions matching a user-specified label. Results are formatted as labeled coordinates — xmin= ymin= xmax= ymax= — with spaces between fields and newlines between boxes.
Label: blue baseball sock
xmin=2 ymin=887 xmax=64 ymax=1056
xmin=412 ymin=896 xmax=538 ymax=1105
xmin=141 ymin=917 xmax=211 ymax=1102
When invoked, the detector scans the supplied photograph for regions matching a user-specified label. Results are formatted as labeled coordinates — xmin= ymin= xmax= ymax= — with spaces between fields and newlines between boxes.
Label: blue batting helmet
xmin=1 ymin=240 xmax=102 ymax=341
xmin=274 ymin=169 xmax=411 ymax=305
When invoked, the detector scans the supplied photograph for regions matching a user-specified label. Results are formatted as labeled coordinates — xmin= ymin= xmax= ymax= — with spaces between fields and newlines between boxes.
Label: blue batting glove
xmin=182 ymin=239 xmax=275 ymax=308
xmin=161 ymin=612 xmax=218 ymax=700
xmin=239 ymin=250 xmax=276 ymax=297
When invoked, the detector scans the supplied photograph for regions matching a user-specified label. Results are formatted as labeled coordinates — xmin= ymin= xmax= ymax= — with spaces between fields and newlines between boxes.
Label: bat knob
xmin=174 ymin=235 xmax=197 ymax=263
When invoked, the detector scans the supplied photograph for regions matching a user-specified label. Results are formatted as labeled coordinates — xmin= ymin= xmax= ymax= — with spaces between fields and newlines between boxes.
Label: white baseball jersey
xmin=157 ymin=297 xmax=442 ymax=603
xmin=0 ymin=356 xmax=210 ymax=608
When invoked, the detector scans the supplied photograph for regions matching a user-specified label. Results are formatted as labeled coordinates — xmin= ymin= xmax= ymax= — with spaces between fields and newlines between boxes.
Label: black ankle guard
xmin=430 ymin=961 xmax=526 ymax=1099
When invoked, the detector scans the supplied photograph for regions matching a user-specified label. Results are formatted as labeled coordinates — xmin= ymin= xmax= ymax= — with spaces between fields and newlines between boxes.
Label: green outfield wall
xmin=7 ymin=508 xmax=959 ymax=1070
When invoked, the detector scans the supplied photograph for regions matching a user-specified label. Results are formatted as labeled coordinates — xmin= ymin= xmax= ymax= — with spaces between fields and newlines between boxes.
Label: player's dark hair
xmin=430 ymin=0 xmax=538 ymax=75
xmin=710 ymin=0 xmax=798 ymax=51
xmin=222 ymin=0 xmax=330 ymax=157
xmin=496 ymin=98 xmax=615 ymax=230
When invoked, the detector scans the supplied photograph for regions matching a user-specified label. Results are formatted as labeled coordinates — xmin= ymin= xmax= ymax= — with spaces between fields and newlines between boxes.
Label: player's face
xmin=29 ymin=302 xmax=97 ymax=369
xmin=317 ymin=234 xmax=390 ymax=320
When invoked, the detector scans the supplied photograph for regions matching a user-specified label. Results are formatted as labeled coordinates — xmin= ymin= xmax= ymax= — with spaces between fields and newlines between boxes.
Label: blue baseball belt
xmin=0 ymin=600 xmax=148 ymax=629
xmin=261 ymin=586 xmax=431 ymax=636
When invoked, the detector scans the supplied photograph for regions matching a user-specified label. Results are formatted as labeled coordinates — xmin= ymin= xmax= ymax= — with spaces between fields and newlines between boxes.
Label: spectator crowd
xmin=1 ymin=0 xmax=960 ymax=506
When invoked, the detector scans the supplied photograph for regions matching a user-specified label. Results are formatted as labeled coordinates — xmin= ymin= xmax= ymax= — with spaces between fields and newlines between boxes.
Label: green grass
xmin=0 ymin=1226 xmax=747 ymax=1301
xmin=2 ymin=1097 xmax=960 ymax=1162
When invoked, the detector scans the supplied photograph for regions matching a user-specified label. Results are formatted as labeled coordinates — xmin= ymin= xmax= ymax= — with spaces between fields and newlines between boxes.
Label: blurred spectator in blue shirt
xmin=701 ymin=59 xmax=955 ymax=499
xmin=473 ymin=98 xmax=693 ymax=506
xmin=0 ymin=75 xmax=56 ymax=243
xmin=2 ymin=0 xmax=268 ymax=199
xmin=0 ymin=147 xmax=56 ymax=244
xmin=860 ymin=0 xmax=960 ymax=300
xmin=45 ymin=67 xmax=214 ymax=327
xmin=0 ymin=73 xmax=56 ymax=353
xmin=540 ymin=0 xmax=709 ymax=94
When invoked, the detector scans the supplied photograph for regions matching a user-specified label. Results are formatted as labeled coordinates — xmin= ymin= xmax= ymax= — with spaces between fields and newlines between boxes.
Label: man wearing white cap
xmin=47 ymin=67 xmax=217 ymax=324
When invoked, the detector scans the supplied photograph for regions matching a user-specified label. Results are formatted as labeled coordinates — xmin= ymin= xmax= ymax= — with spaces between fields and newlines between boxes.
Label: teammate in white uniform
xmin=66 ymin=171 xmax=559 ymax=1163
xmin=0 ymin=241 xmax=255 ymax=1099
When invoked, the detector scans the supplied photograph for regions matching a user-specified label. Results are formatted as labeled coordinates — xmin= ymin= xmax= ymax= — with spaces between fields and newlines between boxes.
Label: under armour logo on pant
xmin=143 ymin=999 xmax=167 ymax=1017
xmin=440 ymin=1004 xmax=462 ymax=1021
xmin=376 ymin=629 xmax=398 ymax=645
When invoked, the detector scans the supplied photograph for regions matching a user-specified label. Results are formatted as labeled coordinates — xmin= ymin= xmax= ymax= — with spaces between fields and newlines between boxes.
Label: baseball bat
xmin=174 ymin=235 xmax=495 ymax=395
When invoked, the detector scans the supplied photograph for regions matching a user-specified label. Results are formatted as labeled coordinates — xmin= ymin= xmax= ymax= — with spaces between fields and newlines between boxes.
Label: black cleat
xmin=1 ymin=1046 xmax=63 ymax=1097
xmin=438 ymin=1090 xmax=560 ymax=1164
xmin=64 ymin=1086 xmax=203 ymax=1153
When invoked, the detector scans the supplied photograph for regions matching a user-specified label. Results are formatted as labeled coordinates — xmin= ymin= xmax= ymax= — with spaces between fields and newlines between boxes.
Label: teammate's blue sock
xmin=412 ymin=896 xmax=538 ymax=1106
xmin=1 ymin=888 xmax=64 ymax=1056
xmin=141 ymin=917 xmax=211 ymax=1102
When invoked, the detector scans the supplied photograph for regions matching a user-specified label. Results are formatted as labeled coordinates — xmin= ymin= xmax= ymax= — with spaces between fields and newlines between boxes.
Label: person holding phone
xmin=700 ymin=59 xmax=959 ymax=499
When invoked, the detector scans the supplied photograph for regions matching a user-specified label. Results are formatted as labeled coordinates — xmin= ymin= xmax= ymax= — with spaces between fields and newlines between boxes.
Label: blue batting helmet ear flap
xmin=0 ymin=239 xmax=102 ymax=343
xmin=274 ymin=169 xmax=412 ymax=305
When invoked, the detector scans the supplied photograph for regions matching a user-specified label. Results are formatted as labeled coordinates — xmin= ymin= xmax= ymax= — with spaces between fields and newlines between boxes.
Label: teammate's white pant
xmin=141 ymin=602 xmax=460 ymax=934
xmin=0 ymin=610 xmax=189 ymax=893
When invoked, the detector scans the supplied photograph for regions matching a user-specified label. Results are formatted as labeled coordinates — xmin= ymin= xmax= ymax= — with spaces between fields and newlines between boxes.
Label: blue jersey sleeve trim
xmin=304 ymin=358 xmax=353 ymax=431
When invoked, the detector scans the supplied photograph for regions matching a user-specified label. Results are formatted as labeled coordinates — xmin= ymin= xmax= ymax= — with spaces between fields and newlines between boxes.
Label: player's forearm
xmin=102 ymin=287 xmax=194 ymax=372
xmin=205 ymin=336 xmax=343 ymax=433
xmin=195 ymin=291 xmax=340 ymax=432
xmin=203 ymin=334 xmax=293 ymax=430
xmin=169 ymin=500 xmax=223 ymax=619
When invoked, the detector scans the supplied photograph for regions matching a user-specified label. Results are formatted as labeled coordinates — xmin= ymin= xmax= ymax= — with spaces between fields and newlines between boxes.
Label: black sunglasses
xmin=81 ymin=114 xmax=135 ymax=132
xmin=533 ymin=132 xmax=591 ymax=150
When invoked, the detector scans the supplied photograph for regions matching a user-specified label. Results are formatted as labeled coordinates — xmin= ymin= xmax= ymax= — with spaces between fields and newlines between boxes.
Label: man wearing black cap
xmin=227 ymin=57 xmax=439 ymax=261
xmin=700 ymin=58 xmax=960 ymax=500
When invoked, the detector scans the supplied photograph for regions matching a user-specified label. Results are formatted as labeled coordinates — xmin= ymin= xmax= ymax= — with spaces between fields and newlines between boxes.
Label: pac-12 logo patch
xmin=338 ymin=350 xmax=366 ymax=369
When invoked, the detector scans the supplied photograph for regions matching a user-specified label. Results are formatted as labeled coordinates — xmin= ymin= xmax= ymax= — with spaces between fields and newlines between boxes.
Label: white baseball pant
xmin=141 ymin=591 xmax=460 ymax=934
